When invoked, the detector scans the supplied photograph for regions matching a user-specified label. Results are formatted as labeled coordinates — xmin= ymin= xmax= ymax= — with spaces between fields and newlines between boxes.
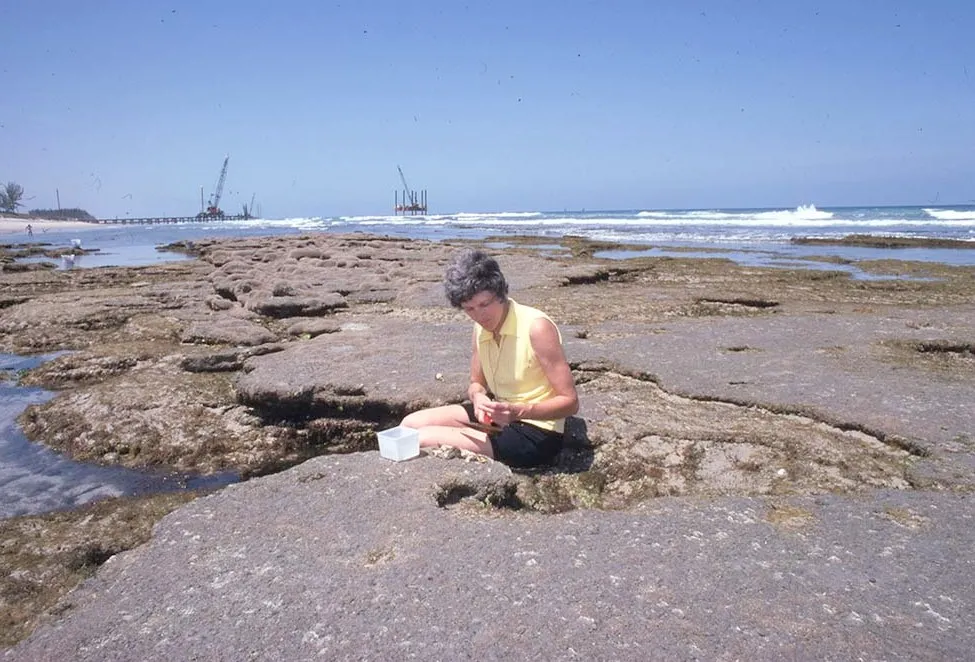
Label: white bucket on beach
xmin=377 ymin=426 xmax=420 ymax=461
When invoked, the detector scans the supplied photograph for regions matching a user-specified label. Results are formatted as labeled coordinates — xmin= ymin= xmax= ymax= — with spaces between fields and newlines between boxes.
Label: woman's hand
xmin=471 ymin=391 xmax=496 ymax=425
xmin=479 ymin=400 xmax=523 ymax=427
xmin=473 ymin=392 xmax=519 ymax=427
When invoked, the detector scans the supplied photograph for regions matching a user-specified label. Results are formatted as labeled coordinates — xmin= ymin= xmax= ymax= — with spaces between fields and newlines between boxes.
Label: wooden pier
xmin=90 ymin=214 xmax=252 ymax=225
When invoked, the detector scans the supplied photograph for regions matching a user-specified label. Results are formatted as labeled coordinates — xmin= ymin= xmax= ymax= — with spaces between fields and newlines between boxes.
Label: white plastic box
xmin=377 ymin=426 xmax=420 ymax=461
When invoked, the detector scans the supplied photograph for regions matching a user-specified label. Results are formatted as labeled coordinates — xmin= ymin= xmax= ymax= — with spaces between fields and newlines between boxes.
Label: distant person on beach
xmin=25 ymin=224 xmax=32 ymax=237
xmin=401 ymin=249 xmax=578 ymax=468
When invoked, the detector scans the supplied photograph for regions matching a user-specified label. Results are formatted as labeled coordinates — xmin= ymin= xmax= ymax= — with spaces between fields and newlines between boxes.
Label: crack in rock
xmin=512 ymin=369 xmax=921 ymax=512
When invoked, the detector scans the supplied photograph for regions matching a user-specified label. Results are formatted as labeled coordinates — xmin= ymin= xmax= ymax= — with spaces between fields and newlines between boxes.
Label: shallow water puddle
xmin=0 ymin=353 xmax=236 ymax=519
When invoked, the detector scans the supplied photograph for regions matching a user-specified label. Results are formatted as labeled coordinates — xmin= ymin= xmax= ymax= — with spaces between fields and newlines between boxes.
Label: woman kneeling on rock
xmin=401 ymin=249 xmax=579 ymax=468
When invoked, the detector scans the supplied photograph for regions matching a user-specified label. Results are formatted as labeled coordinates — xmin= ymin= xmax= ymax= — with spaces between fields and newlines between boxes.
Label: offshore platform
xmin=394 ymin=165 xmax=427 ymax=215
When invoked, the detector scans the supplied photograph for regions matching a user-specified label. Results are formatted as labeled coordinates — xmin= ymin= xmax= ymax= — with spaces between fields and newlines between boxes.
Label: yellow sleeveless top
xmin=475 ymin=298 xmax=564 ymax=433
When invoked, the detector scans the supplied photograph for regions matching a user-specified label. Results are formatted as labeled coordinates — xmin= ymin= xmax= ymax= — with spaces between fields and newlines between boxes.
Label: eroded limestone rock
xmin=181 ymin=318 xmax=277 ymax=346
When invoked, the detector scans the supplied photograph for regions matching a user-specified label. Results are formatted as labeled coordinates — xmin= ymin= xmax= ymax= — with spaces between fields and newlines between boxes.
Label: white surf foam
xmin=923 ymin=208 xmax=975 ymax=221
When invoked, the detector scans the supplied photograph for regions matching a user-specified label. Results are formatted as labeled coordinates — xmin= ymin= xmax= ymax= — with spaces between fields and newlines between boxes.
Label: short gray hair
xmin=443 ymin=249 xmax=509 ymax=308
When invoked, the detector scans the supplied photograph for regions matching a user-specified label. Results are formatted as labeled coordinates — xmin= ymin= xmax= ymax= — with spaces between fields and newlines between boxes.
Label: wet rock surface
xmin=2 ymin=233 xmax=974 ymax=658
xmin=0 ymin=492 xmax=198 ymax=648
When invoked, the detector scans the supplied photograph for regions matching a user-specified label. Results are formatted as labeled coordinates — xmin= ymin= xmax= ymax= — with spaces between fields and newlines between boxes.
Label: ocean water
xmin=0 ymin=354 xmax=236 ymax=519
xmin=5 ymin=203 xmax=974 ymax=517
xmin=20 ymin=203 xmax=975 ymax=271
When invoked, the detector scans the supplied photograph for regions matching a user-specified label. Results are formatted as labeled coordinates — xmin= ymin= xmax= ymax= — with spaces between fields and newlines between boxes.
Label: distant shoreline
xmin=0 ymin=216 xmax=98 ymax=236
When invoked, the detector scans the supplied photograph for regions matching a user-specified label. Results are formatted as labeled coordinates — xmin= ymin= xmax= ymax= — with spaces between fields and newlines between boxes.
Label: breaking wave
xmin=924 ymin=208 xmax=975 ymax=221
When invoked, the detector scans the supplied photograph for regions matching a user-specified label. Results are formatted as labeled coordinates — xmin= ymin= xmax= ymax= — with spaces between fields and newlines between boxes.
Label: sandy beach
xmin=0 ymin=216 xmax=98 ymax=236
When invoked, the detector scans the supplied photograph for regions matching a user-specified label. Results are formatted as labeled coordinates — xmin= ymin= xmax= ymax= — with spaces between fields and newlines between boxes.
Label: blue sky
xmin=3 ymin=1 xmax=973 ymax=218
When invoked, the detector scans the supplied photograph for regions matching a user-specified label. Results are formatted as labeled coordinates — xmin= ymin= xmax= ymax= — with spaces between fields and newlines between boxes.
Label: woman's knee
xmin=401 ymin=405 xmax=465 ymax=430
xmin=402 ymin=407 xmax=442 ymax=428
xmin=401 ymin=410 xmax=425 ymax=428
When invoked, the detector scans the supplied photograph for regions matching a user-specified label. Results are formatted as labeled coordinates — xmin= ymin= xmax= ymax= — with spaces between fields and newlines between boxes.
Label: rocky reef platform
xmin=1 ymin=233 xmax=973 ymax=659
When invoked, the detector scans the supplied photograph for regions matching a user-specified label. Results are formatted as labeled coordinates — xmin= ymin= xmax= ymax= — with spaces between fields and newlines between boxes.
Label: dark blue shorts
xmin=462 ymin=402 xmax=564 ymax=469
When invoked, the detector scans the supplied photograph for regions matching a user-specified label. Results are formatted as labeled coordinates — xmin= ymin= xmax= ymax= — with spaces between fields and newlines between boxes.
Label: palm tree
xmin=0 ymin=182 xmax=25 ymax=213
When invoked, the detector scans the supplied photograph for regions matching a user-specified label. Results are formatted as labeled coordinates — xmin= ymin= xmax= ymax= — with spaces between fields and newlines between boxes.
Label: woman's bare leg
xmin=401 ymin=405 xmax=495 ymax=458
xmin=416 ymin=426 xmax=494 ymax=457
xmin=401 ymin=404 xmax=469 ymax=429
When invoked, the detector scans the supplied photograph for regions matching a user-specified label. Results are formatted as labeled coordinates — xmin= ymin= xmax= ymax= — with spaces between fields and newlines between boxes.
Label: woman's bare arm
xmin=483 ymin=317 xmax=579 ymax=425
xmin=468 ymin=327 xmax=493 ymax=423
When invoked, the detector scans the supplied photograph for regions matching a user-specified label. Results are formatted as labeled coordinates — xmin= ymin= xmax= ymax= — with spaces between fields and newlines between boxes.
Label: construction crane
xmin=200 ymin=155 xmax=230 ymax=218
xmin=397 ymin=165 xmax=416 ymax=207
